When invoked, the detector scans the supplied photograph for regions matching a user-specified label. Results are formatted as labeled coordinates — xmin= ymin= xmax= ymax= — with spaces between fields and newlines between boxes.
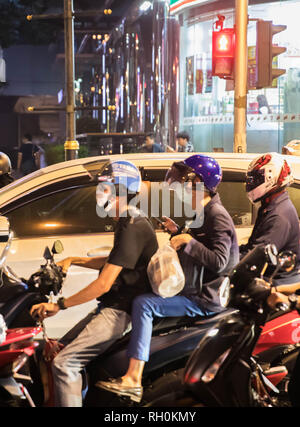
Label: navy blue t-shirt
xmin=98 ymin=211 xmax=158 ymax=314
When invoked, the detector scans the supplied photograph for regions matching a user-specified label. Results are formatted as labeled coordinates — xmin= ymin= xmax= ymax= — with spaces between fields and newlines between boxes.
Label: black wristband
xmin=57 ymin=297 xmax=67 ymax=310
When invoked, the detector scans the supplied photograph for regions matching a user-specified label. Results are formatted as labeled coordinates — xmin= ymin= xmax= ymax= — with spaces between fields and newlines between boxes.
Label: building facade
xmin=170 ymin=0 xmax=300 ymax=153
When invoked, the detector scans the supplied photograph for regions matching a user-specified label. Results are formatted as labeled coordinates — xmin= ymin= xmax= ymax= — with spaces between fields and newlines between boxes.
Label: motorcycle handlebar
xmin=275 ymin=302 xmax=290 ymax=312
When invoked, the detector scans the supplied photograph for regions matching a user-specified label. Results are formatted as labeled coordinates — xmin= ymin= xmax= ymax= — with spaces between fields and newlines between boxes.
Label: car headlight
xmin=201 ymin=348 xmax=231 ymax=383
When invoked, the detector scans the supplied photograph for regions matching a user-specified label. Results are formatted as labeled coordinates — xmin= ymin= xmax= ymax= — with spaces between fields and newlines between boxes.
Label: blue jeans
xmin=127 ymin=293 xmax=213 ymax=362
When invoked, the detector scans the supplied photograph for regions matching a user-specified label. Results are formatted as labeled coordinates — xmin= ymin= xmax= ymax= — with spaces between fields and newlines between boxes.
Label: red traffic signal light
xmin=212 ymin=28 xmax=235 ymax=78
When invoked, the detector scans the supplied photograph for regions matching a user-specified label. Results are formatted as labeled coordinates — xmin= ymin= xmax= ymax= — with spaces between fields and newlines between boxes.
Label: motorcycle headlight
xmin=0 ymin=314 xmax=7 ymax=345
xmin=201 ymin=348 xmax=231 ymax=383
xmin=218 ymin=277 xmax=231 ymax=308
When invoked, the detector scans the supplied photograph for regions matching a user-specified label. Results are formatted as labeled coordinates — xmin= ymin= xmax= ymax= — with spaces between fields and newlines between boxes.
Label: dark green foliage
xmin=44 ymin=143 xmax=90 ymax=165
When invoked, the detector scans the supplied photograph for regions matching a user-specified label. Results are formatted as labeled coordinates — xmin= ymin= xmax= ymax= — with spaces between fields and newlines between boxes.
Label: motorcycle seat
xmin=152 ymin=307 xmax=237 ymax=335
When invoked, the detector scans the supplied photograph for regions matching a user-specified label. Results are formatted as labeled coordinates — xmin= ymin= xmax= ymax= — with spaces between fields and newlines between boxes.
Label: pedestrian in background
xmin=176 ymin=131 xmax=194 ymax=152
xmin=166 ymin=131 xmax=194 ymax=153
xmin=17 ymin=133 xmax=41 ymax=176
xmin=139 ymin=133 xmax=164 ymax=153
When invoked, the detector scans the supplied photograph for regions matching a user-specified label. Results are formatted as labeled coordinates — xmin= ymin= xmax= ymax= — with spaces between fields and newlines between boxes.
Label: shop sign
xmin=182 ymin=113 xmax=300 ymax=126
xmin=170 ymin=0 xmax=209 ymax=14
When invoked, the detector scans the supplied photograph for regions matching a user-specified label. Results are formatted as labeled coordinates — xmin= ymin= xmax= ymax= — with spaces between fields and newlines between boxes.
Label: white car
xmin=1 ymin=152 xmax=300 ymax=338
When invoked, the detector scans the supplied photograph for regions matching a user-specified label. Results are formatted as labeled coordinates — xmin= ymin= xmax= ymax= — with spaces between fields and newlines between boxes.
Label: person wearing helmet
xmin=97 ymin=154 xmax=239 ymax=402
xmin=240 ymin=152 xmax=300 ymax=284
xmin=0 ymin=152 xmax=13 ymax=189
xmin=30 ymin=160 xmax=158 ymax=407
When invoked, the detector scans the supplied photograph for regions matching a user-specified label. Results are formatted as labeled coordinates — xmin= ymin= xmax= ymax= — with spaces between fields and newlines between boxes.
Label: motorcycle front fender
xmin=183 ymin=312 xmax=256 ymax=407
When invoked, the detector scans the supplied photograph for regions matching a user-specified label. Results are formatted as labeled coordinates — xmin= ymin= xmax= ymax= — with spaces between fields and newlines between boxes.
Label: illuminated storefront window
xmin=176 ymin=0 xmax=300 ymax=153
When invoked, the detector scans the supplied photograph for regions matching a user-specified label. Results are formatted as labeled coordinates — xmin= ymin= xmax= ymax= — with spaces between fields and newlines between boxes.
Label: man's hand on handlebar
xmin=57 ymin=257 xmax=73 ymax=273
xmin=267 ymin=292 xmax=289 ymax=310
xmin=30 ymin=302 xmax=59 ymax=321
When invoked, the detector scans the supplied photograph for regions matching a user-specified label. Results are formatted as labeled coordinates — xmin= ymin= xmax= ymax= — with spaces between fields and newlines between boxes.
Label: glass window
xmin=287 ymin=184 xmax=300 ymax=217
xmin=178 ymin=0 xmax=300 ymax=153
xmin=6 ymin=168 xmax=255 ymax=238
xmin=6 ymin=185 xmax=116 ymax=237
xmin=218 ymin=181 xmax=252 ymax=226
xmin=142 ymin=168 xmax=252 ymax=227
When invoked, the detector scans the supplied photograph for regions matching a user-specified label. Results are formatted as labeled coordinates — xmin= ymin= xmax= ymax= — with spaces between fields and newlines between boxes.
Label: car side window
xmin=141 ymin=168 xmax=252 ymax=228
xmin=218 ymin=181 xmax=252 ymax=226
xmin=139 ymin=169 xmax=187 ymax=229
xmin=6 ymin=185 xmax=116 ymax=237
xmin=287 ymin=184 xmax=300 ymax=218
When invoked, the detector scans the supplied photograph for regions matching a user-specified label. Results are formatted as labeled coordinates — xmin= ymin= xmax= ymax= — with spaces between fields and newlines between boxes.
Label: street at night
xmin=0 ymin=0 xmax=299 ymax=416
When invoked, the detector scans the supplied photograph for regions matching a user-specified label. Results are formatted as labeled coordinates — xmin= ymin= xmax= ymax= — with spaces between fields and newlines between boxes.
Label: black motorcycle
xmin=0 ymin=218 xmax=235 ymax=407
xmin=147 ymin=244 xmax=300 ymax=407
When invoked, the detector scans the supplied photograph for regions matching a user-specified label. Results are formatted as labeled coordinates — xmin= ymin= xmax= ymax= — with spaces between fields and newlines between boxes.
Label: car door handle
xmin=87 ymin=246 xmax=112 ymax=257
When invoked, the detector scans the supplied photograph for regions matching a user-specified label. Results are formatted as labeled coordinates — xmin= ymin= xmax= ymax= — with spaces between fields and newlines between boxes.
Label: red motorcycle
xmin=254 ymin=309 xmax=300 ymax=391
xmin=0 ymin=319 xmax=42 ymax=407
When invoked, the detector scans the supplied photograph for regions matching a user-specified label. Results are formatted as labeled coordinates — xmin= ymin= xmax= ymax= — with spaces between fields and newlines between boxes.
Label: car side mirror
xmin=0 ymin=216 xmax=13 ymax=269
xmin=0 ymin=216 xmax=10 ymax=243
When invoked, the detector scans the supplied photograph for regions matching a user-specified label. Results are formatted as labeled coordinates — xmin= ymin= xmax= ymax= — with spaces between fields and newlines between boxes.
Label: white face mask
xmin=96 ymin=183 xmax=111 ymax=208
xmin=174 ymin=182 xmax=193 ymax=204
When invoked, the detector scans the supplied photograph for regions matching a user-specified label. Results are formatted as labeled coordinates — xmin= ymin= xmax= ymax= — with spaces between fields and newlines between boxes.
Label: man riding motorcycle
xmin=97 ymin=154 xmax=239 ymax=402
xmin=30 ymin=160 xmax=158 ymax=407
xmin=240 ymin=152 xmax=300 ymax=284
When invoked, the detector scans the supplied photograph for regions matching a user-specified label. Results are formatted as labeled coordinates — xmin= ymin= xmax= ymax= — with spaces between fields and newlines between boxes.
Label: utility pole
xmin=27 ymin=2 xmax=113 ymax=161
xmin=234 ymin=0 xmax=248 ymax=153
xmin=63 ymin=0 xmax=79 ymax=161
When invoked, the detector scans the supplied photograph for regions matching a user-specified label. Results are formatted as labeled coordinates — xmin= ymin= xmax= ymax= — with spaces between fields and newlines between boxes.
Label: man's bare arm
xmin=57 ymin=256 xmax=108 ymax=272
xmin=64 ymin=263 xmax=122 ymax=308
xmin=273 ymin=283 xmax=300 ymax=295
xmin=30 ymin=262 xmax=122 ymax=320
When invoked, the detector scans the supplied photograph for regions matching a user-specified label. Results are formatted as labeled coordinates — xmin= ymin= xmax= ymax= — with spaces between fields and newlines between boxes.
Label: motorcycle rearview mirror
xmin=43 ymin=246 xmax=53 ymax=261
xmin=52 ymin=240 xmax=64 ymax=255
xmin=277 ymin=251 xmax=296 ymax=272
xmin=268 ymin=250 xmax=296 ymax=285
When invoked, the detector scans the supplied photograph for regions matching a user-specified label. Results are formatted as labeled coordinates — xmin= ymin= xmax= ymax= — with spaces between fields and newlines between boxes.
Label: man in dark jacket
xmin=97 ymin=155 xmax=239 ymax=402
xmin=240 ymin=152 xmax=300 ymax=284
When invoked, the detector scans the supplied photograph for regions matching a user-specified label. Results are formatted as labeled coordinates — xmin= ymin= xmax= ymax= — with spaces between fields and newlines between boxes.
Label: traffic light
xmin=212 ymin=28 xmax=235 ymax=78
xmin=256 ymin=20 xmax=287 ymax=88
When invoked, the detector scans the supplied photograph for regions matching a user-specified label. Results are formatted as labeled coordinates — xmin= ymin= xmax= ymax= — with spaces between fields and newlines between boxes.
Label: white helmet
xmin=246 ymin=153 xmax=293 ymax=203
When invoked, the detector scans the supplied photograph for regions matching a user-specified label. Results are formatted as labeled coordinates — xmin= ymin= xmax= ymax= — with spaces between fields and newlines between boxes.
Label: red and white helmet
xmin=246 ymin=153 xmax=293 ymax=203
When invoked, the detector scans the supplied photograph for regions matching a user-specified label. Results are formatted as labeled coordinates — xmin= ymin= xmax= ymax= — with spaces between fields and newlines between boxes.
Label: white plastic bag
xmin=147 ymin=243 xmax=185 ymax=298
